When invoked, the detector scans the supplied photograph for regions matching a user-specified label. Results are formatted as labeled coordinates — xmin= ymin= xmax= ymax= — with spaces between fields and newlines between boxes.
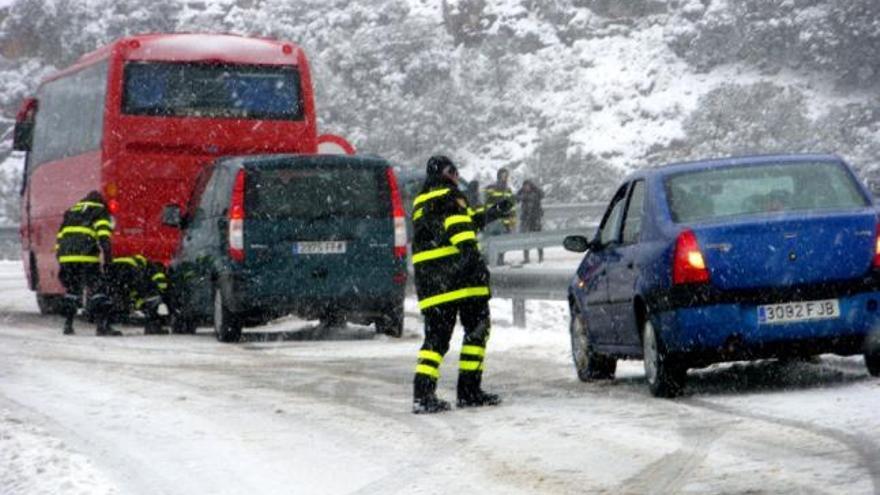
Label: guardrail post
xmin=512 ymin=298 xmax=526 ymax=327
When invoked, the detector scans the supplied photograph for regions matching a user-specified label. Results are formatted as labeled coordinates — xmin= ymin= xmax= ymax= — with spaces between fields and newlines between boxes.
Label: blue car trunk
xmin=694 ymin=211 xmax=877 ymax=290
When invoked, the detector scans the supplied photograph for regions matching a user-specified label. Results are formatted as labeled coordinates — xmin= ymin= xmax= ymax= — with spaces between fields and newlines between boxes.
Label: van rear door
xmin=242 ymin=155 xmax=400 ymax=300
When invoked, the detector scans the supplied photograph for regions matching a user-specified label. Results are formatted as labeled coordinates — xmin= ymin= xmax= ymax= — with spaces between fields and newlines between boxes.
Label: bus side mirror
xmin=13 ymin=97 xmax=38 ymax=152
xmin=162 ymin=204 xmax=184 ymax=228
xmin=563 ymin=235 xmax=596 ymax=253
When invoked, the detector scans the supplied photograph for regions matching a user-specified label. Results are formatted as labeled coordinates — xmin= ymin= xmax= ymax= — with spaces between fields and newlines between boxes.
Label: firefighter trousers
xmin=413 ymin=297 xmax=491 ymax=400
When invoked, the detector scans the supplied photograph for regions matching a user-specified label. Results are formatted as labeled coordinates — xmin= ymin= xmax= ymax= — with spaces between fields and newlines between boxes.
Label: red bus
xmin=14 ymin=33 xmax=352 ymax=311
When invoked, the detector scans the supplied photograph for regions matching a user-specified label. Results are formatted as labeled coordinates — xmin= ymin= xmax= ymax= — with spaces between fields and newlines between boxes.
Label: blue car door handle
xmin=627 ymin=261 xmax=635 ymax=269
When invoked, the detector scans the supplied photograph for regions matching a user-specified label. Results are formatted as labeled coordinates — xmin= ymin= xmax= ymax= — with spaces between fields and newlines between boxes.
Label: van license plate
xmin=294 ymin=241 xmax=347 ymax=255
xmin=757 ymin=299 xmax=840 ymax=325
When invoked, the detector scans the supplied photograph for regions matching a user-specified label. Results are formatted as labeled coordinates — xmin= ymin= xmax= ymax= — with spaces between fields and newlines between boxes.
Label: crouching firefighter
xmin=106 ymin=255 xmax=169 ymax=335
xmin=410 ymin=155 xmax=514 ymax=414
xmin=55 ymin=191 xmax=120 ymax=336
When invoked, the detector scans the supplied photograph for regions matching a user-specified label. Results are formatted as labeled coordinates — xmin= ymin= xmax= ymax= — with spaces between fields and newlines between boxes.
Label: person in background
xmin=55 ymin=190 xmax=120 ymax=336
xmin=465 ymin=179 xmax=480 ymax=208
xmin=483 ymin=167 xmax=516 ymax=265
xmin=409 ymin=155 xmax=513 ymax=414
xmin=517 ymin=179 xmax=545 ymax=263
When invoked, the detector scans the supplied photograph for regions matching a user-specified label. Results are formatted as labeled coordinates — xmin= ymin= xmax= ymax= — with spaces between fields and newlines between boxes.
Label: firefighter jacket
xmin=55 ymin=198 xmax=112 ymax=264
xmin=411 ymin=179 xmax=492 ymax=311
xmin=484 ymin=181 xmax=516 ymax=229
xmin=108 ymin=255 xmax=166 ymax=309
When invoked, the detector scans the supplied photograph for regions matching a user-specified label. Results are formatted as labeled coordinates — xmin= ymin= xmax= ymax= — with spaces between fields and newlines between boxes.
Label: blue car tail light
xmin=673 ymin=229 xmax=710 ymax=285
xmin=874 ymin=223 xmax=880 ymax=269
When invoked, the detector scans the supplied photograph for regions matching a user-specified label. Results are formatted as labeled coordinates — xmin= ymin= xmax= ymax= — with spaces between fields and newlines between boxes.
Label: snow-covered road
xmin=1 ymin=261 xmax=878 ymax=494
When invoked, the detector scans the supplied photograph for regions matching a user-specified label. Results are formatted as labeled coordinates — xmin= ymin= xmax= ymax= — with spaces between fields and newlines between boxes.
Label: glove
xmin=486 ymin=198 xmax=514 ymax=223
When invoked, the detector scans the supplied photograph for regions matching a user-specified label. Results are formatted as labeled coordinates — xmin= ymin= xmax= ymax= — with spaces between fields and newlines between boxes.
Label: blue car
xmin=564 ymin=154 xmax=880 ymax=397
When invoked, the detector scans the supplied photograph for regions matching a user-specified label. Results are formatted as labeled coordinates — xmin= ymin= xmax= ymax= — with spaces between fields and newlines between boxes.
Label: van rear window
xmin=246 ymin=167 xmax=388 ymax=220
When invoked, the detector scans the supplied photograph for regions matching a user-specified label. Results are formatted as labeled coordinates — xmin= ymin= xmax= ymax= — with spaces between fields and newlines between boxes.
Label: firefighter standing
xmin=484 ymin=167 xmax=516 ymax=265
xmin=55 ymin=191 xmax=120 ymax=336
xmin=410 ymin=155 xmax=513 ymax=414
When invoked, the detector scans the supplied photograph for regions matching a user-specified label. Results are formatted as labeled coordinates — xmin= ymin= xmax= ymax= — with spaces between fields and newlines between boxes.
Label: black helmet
xmin=83 ymin=190 xmax=104 ymax=203
xmin=426 ymin=155 xmax=457 ymax=180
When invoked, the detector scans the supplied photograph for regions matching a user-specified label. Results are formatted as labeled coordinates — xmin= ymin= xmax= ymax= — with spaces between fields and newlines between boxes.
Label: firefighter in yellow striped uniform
xmin=55 ymin=190 xmax=120 ymax=336
xmin=484 ymin=167 xmax=516 ymax=265
xmin=106 ymin=254 xmax=169 ymax=334
xmin=411 ymin=155 xmax=513 ymax=414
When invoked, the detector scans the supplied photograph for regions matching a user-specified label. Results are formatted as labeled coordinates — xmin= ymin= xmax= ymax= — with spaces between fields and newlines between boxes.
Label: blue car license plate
xmin=757 ymin=299 xmax=840 ymax=325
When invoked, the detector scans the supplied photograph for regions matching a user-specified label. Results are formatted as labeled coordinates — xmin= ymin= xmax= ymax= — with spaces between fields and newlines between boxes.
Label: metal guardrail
xmin=482 ymin=226 xmax=597 ymax=267
xmin=0 ymin=225 xmax=19 ymax=260
xmin=489 ymin=267 xmax=574 ymax=327
xmin=541 ymin=202 xmax=606 ymax=229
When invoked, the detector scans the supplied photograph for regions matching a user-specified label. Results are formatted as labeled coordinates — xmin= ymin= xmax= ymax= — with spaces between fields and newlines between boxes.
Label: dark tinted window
xmin=31 ymin=61 xmax=108 ymax=167
xmin=123 ymin=62 xmax=303 ymax=120
xmin=665 ymin=161 xmax=869 ymax=223
xmin=246 ymin=166 xmax=388 ymax=220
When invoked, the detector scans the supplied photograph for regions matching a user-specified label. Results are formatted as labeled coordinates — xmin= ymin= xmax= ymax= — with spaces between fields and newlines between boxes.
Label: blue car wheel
xmin=569 ymin=307 xmax=616 ymax=381
xmin=642 ymin=317 xmax=687 ymax=397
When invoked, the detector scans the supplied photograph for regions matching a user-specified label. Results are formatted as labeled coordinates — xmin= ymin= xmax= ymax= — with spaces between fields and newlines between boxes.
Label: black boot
xmin=457 ymin=372 xmax=502 ymax=408
xmin=96 ymin=317 xmax=122 ymax=337
xmin=144 ymin=320 xmax=169 ymax=335
xmin=412 ymin=374 xmax=450 ymax=414
xmin=63 ymin=316 xmax=75 ymax=335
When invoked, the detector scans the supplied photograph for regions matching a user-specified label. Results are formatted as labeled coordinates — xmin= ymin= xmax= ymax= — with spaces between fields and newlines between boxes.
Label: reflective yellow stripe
xmin=58 ymin=255 xmax=100 ymax=263
xmin=59 ymin=226 xmax=96 ymax=238
xmin=418 ymin=350 xmax=443 ymax=364
xmin=461 ymin=345 xmax=485 ymax=358
xmin=152 ymin=273 xmax=166 ymax=282
xmin=114 ymin=257 xmax=137 ymax=266
xmin=487 ymin=191 xmax=511 ymax=197
xmin=76 ymin=201 xmax=104 ymax=208
xmin=418 ymin=286 xmax=490 ymax=310
xmin=93 ymin=219 xmax=112 ymax=229
xmin=450 ymin=231 xmax=477 ymax=245
xmin=413 ymin=188 xmax=450 ymax=208
xmin=443 ymin=215 xmax=472 ymax=230
xmin=459 ymin=360 xmax=484 ymax=371
xmin=413 ymin=208 xmax=424 ymax=221
xmin=415 ymin=364 xmax=440 ymax=379
xmin=412 ymin=246 xmax=459 ymax=264
xmin=96 ymin=231 xmax=112 ymax=238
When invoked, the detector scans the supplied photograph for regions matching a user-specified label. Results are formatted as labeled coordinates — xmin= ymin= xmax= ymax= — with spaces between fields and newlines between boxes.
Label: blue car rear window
xmin=665 ymin=161 xmax=869 ymax=223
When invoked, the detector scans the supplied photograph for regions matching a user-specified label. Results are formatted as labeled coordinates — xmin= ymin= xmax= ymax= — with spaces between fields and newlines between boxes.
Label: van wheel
xmin=376 ymin=305 xmax=404 ymax=338
xmin=319 ymin=311 xmax=346 ymax=329
xmin=642 ymin=318 xmax=686 ymax=398
xmin=569 ymin=308 xmax=616 ymax=381
xmin=213 ymin=288 xmax=241 ymax=343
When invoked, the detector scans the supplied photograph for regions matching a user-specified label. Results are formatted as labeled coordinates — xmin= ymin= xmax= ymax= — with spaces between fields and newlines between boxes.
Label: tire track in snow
xmin=683 ymin=397 xmax=880 ymax=495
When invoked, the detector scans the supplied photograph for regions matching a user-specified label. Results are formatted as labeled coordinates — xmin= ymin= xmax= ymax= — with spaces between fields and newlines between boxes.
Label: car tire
xmin=213 ymin=288 xmax=241 ymax=343
xmin=569 ymin=308 xmax=616 ymax=381
xmin=865 ymin=333 xmax=880 ymax=377
xmin=376 ymin=306 xmax=404 ymax=338
xmin=36 ymin=293 xmax=64 ymax=315
xmin=642 ymin=317 xmax=686 ymax=397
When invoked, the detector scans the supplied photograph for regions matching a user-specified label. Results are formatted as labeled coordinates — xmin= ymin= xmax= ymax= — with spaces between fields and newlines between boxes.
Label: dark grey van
xmin=164 ymin=154 xmax=408 ymax=342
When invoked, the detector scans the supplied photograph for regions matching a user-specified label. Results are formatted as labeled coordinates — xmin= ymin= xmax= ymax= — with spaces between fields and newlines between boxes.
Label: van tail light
xmin=228 ymin=169 xmax=246 ymax=262
xmin=386 ymin=167 xmax=407 ymax=259
xmin=873 ymin=222 xmax=880 ymax=268
xmin=673 ymin=229 xmax=709 ymax=285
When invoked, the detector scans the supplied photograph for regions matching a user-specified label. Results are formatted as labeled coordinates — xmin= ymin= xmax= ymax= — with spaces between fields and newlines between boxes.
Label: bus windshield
xmin=122 ymin=62 xmax=303 ymax=120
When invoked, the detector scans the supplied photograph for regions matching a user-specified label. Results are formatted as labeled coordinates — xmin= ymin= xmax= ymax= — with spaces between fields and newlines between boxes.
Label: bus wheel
xmin=213 ymin=288 xmax=241 ymax=343
xmin=36 ymin=293 xmax=64 ymax=315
